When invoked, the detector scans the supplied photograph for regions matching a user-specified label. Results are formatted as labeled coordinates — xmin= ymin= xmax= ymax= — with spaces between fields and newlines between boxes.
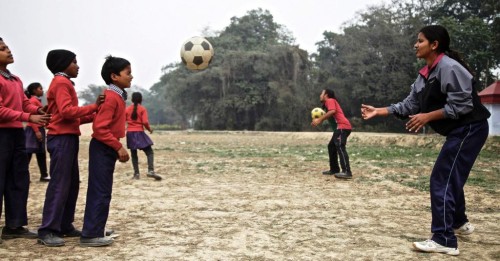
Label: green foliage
xmin=158 ymin=9 xmax=312 ymax=130
xmin=429 ymin=0 xmax=500 ymax=88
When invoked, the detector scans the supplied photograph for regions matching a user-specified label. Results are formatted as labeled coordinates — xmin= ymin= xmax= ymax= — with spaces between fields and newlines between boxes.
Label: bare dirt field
xmin=0 ymin=127 xmax=498 ymax=260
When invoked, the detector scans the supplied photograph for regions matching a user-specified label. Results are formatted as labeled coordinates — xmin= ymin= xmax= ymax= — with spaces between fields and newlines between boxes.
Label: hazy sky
xmin=2 ymin=0 xmax=384 ymax=91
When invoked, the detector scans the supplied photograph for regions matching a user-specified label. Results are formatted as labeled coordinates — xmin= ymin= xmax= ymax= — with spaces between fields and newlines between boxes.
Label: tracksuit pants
xmin=430 ymin=120 xmax=489 ymax=248
xmin=328 ymin=129 xmax=351 ymax=173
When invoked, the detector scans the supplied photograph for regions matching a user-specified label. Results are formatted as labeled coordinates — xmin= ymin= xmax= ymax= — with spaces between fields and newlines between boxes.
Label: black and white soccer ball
xmin=180 ymin=36 xmax=214 ymax=70
xmin=311 ymin=107 xmax=325 ymax=119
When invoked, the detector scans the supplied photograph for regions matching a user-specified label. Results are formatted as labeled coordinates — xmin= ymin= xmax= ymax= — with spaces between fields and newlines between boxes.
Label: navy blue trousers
xmin=0 ymin=128 xmax=30 ymax=227
xmin=328 ymin=129 xmax=351 ymax=172
xmin=39 ymin=135 xmax=80 ymax=237
xmin=82 ymin=138 xmax=117 ymax=238
xmin=430 ymin=120 xmax=489 ymax=248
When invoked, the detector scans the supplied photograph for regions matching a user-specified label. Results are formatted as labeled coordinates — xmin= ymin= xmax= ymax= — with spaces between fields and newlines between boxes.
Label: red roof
xmin=479 ymin=81 xmax=500 ymax=104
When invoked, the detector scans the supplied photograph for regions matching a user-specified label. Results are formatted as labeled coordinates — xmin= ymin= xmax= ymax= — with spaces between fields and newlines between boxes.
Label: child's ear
xmin=110 ymin=73 xmax=119 ymax=82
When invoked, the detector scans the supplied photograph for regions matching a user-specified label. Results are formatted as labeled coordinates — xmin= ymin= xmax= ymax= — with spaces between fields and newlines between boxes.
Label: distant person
xmin=24 ymin=82 xmax=50 ymax=182
xmin=38 ymin=49 xmax=104 ymax=247
xmin=80 ymin=55 xmax=131 ymax=247
xmin=311 ymin=89 xmax=353 ymax=179
xmin=126 ymin=92 xmax=162 ymax=180
xmin=361 ymin=25 xmax=490 ymax=256
xmin=0 ymin=37 xmax=49 ymax=242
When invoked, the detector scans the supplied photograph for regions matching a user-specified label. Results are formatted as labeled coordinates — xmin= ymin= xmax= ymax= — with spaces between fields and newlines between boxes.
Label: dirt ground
xmin=0 ymin=127 xmax=498 ymax=260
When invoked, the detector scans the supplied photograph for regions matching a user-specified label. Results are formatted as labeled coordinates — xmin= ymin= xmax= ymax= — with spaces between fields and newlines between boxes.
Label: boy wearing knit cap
xmin=80 ymin=55 xmax=131 ymax=247
xmin=38 ymin=49 xmax=105 ymax=247
xmin=0 ymin=37 xmax=50 ymax=243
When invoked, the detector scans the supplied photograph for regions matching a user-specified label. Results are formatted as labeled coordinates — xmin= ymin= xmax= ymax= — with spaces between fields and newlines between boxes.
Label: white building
xmin=479 ymin=81 xmax=500 ymax=136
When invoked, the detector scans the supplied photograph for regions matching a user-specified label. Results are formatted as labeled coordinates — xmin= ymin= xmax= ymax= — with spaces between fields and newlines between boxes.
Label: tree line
xmin=79 ymin=0 xmax=500 ymax=132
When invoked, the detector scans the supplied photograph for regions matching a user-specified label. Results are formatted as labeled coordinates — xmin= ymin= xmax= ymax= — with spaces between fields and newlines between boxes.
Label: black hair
xmin=323 ymin=89 xmax=336 ymax=99
xmin=131 ymin=92 xmax=143 ymax=120
xmin=101 ymin=55 xmax=130 ymax=85
xmin=322 ymin=89 xmax=337 ymax=111
xmin=0 ymin=37 xmax=3 ymax=41
xmin=419 ymin=25 xmax=472 ymax=74
xmin=24 ymin=82 xmax=42 ymax=98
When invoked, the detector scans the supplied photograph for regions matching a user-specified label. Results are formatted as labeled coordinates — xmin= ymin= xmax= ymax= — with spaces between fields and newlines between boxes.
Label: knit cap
xmin=46 ymin=49 xmax=76 ymax=74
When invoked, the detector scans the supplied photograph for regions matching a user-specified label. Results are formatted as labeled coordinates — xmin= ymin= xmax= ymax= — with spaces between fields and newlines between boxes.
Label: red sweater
xmin=46 ymin=75 xmax=97 ymax=135
xmin=92 ymin=89 xmax=126 ymax=151
xmin=26 ymin=96 xmax=43 ymax=132
xmin=0 ymin=75 xmax=40 ymax=128
xmin=125 ymin=104 xmax=151 ymax=132
xmin=324 ymin=98 xmax=352 ymax=130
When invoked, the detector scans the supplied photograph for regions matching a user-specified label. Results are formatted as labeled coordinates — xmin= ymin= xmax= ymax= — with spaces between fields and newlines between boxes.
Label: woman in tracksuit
xmin=361 ymin=25 xmax=490 ymax=256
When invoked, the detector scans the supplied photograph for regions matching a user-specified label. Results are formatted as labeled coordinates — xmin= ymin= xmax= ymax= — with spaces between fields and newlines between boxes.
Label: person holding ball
xmin=361 ymin=25 xmax=490 ymax=256
xmin=311 ymin=88 xmax=353 ymax=179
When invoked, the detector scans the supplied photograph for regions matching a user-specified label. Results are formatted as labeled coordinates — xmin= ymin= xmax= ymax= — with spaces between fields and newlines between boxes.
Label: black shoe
xmin=105 ymin=229 xmax=114 ymax=236
xmin=133 ymin=174 xmax=140 ymax=180
xmin=38 ymin=233 xmax=65 ymax=247
xmin=40 ymin=176 xmax=50 ymax=182
xmin=147 ymin=171 xmax=162 ymax=181
xmin=322 ymin=170 xmax=337 ymax=175
xmin=334 ymin=172 xmax=353 ymax=179
xmin=63 ymin=229 xmax=82 ymax=237
xmin=1 ymin=226 xmax=38 ymax=239
xmin=80 ymin=236 xmax=114 ymax=247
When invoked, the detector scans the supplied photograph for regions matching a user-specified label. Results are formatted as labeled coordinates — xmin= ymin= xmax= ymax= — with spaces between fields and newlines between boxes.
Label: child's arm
xmin=80 ymin=113 xmax=95 ymax=125
xmin=0 ymin=93 xmax=31 ymax=122
xmin=53 ymin=82 xmax=97 ymax=119
xmin=92 ymin=99 xmax=123 ymax=152
xmin=141 ymin=107 xmax=153 ymax=133
xmin=22 ymin=95 xmax=42 ymax=115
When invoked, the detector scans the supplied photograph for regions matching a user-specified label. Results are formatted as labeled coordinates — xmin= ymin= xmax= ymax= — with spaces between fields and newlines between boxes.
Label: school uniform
xmin=25 ymin=96 xmax=48 ymax=178
xmin=388 ymin=54 xmax=490 ymax=248
xmin=126 ymin=104 xmax=153 ymax=149
xmin=324 ymin=98 xmax=352 ymax=173
xmin=38 ymin=74 xmax=97 ymax=238
xmin=0 ymin=70 xmax=40 ymax=228
xmin=125 ymin=104 xmax=154 ymax=174
xmin=82 ymin=85 xmax=126 ymax=238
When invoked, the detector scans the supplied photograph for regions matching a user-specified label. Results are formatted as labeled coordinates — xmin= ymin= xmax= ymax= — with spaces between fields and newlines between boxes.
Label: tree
xmin=312 ymin=4 xmax=419 ymax=132
xmin=156 ymin=9 xmax=311 ymax=131
xmin=79 ymin=84 xmax=106 ymax=105
xmin=428 ymin=0 xmax=500 ymax=88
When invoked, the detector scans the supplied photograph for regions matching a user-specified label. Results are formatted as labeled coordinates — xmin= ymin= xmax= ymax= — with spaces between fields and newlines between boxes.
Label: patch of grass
xmin=467 ymin=169 xmax=499 ymax=194
xmin=167 ymin=136 xmax=498 ymax=194
xmin=399 ymin=235 xmax=422 ymax=242
xmin=402 ymin=175 xmax=430 ymax=192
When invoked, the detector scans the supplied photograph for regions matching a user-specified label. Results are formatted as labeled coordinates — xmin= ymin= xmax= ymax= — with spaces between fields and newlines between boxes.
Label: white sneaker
xmin=455 ymin=222 xmax=475 ymax=235
xmin=412 ymin=239 xmax=459 ymax=256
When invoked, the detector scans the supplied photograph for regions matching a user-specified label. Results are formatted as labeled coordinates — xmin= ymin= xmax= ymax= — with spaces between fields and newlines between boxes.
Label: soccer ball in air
xmin=311 ymin=107 xmax=325 ymax=119
xmin=180 ymin=36 xmax=214 ymax=70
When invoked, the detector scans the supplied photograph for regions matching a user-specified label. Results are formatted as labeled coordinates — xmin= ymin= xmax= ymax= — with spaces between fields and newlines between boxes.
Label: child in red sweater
xmin=311 ymin=89 xmax=353 ymax=179
xmin=38 ymin=49 xmax=104 ymax=247
xmin=80 ymin=56 xmax=131 ymax=247
xmin=126 ymin=92 xmax=162 ymax=180
xmin=24 ymin=82 xmax=50 ymax=182
xmin=0 ymin=37 xmax=49 ymax=242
